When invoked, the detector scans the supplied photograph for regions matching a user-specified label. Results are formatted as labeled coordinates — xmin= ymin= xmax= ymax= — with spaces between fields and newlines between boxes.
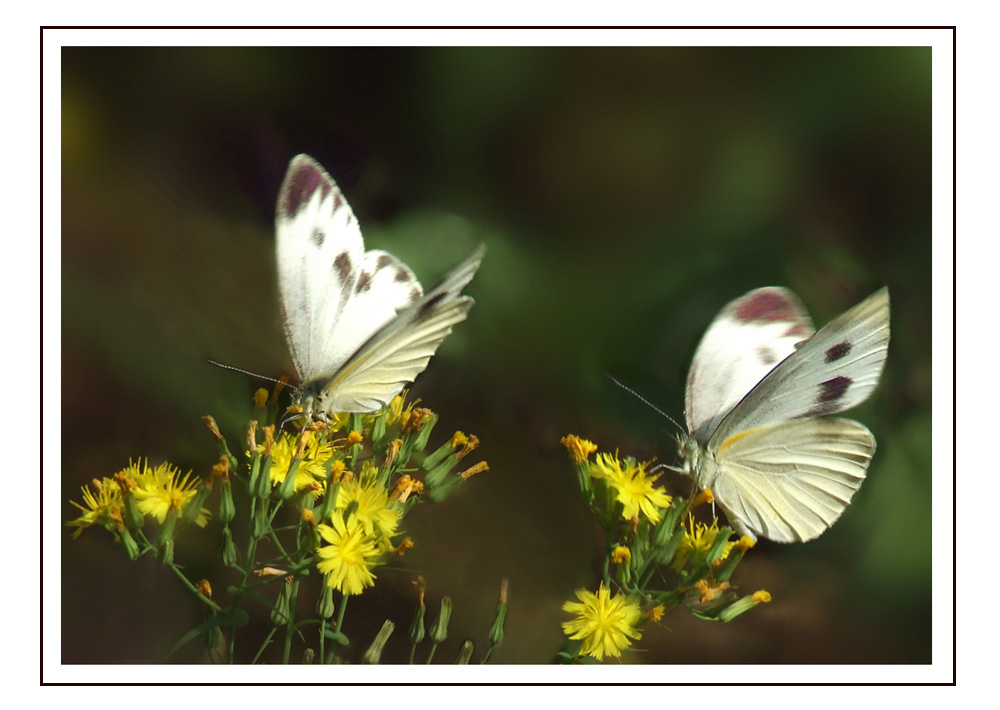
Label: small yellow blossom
xmin=335 ymin=476 xmax=402 ymax=539
xmin=691 ymin=487 xmax=714 ymax=508
xmin=645 ymin=605 xmax=665 ymax=623
xmin=346 ymin=430 xmax=363 ymax=446
xmin=561 ymin=584 xmax=642 ymax=661
xmin=268 ymin=431 xmax=334 ymax=496
xmin=590 ymin=453 xmax=672 ymax=523
xmin=752 ymin=590 xmax=772 ymax=604
xmin=561 ymin=435 xmax=598 ymax=463
xmin=132 ymin=461 xmax=210 ymax=526
xmin=253 ymin=388 xmax=269 ymax=408
xmin=672 ymin=515 xmax=733 ymax=572
xmin=611 ymin=545 xmax=632 ymax=565
xmin=66 ymin=477 xmax=124 ymax=538
xmin=316 ymin=512 xmax=380 ymax=595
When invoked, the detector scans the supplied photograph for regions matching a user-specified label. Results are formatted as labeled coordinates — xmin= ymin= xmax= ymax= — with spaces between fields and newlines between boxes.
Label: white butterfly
xmin=275 ymin=154 xmax=484 ymax=420
xmin=678 ymin=286 xmax=890 ymax=542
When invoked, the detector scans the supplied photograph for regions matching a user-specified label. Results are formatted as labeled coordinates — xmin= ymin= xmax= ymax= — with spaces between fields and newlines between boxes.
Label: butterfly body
xmin=275 ymin=154 xmax=484 ymax=421
xmin=679 ymin=287 xmax=890 ymax=543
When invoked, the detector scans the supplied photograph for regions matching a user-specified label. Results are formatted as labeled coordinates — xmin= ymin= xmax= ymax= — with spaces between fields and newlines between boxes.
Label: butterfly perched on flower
xmin=275 ymin=154 xmax=484 ymax=421
xmin=677 ymin=287 xmax=890 ymax=542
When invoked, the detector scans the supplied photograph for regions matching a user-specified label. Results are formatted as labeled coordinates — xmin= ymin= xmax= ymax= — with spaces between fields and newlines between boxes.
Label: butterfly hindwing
xmin=709 ymin=418 xmax=875 ymax=542
xmin=685 ymin=287 xmax=814 ymax=442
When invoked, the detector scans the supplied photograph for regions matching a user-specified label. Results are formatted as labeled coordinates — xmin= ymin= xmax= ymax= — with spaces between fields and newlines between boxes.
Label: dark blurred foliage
xmin=60 ymin=45 xmax=932 ymax=665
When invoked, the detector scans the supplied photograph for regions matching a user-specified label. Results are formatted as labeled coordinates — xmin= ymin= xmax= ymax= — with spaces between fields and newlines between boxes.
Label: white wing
xmin=686 ymin=287 xmax=814 ymax=442
xmin=310 ymin=245 xmax=485 ymax=413
xmin=709 ymin=418 xmax=875 ymax=542
xmin=707 ymin=287 xmax=890 ymax=450
xmin=276 ymin=154 xmax=421 ymax=383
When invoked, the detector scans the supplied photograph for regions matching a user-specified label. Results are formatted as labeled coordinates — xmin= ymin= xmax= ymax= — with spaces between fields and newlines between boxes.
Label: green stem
xmin=281 ymin=577 xmax=301 ymax=664
xmin=166 ymin=562 xmax=221 ymax=611
xmin=252 ymin=627 xmax=277 ymax=664
xmin=426 ymin=642 xmax=438 ymax=664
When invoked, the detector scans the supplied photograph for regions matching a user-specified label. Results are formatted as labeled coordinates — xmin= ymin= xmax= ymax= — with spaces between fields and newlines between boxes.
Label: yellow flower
xmin=268 ymin=431 xmax=334 ymax=496
xmin=561 ymin=583 xmax=642 ymax=661
xmin=611 ymin=545 xmax=631 ymax=564
xmin=316 ymin=512 xmax=380 ymax=595
xmin=132 ymin=461 xmax=209 ymax=526
xmin=561 ymin=435 xmax=598 ymax=463
xmin=335 ymin=476 xmax=402 ymax=539
xmin=590 ymin=453 xmax=672 ymax=523
xmin=672 ymin=514 xmax=733 ymax=571
xmin=66 ymin=477 xmax=124 ymax=538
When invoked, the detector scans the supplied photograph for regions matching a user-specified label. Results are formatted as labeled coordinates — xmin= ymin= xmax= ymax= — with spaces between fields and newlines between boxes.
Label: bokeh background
xmin=61 ymin=45 xmax=932 ymax=665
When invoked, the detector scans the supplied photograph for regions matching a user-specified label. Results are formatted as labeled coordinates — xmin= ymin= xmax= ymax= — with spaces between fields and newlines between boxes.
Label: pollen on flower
xmin=561 ymin=435 xmax=598 ymax=463
xmin=645 ymin=605 xmax=665 ymax=623
xmin=450 ymin=431 xmax=469 ymax=449
xmin=346 ymin=430 xmax=364 ymax=446
xmin=734 ymin=535 xmax=756 ymax=552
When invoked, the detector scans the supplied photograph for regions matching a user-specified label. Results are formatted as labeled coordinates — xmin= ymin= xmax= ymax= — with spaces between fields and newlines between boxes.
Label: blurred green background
xmin=61 ymin=45 xmax=932 ymax=664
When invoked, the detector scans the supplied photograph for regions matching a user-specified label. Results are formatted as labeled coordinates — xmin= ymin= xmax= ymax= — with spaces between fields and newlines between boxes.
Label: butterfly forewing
xmin=276 ymin=155 xmax=421 ymax=383
xmin=707 ymin=287 xmax=890 ymax=450
xmin=709 ymin=418 xmax=875 ymax=542
xmin=686 ymin=287 xmax=814 ymax=442
xmin=314 ymin=245 xmax=484 ymax=413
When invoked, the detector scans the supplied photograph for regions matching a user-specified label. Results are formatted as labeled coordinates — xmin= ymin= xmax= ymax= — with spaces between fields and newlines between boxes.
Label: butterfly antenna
xmin=606 ymin=375 xmax=684 ymax=434
xmin=207 ymin=359 xmax=297 ymax=389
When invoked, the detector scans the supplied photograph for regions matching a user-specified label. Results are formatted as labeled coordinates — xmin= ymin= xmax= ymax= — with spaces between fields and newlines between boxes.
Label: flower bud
xmin=429 ymin=596 xmax=452 ymax=644
xmin=362 ymin=620 xmax=395 ymax=664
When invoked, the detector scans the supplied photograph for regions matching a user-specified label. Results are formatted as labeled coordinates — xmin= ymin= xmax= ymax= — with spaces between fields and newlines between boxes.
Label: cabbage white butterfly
xmin=275 ymin=154 xmax=484 ymax=421
xmin=679 ymin=286 xmax=890 ymax=542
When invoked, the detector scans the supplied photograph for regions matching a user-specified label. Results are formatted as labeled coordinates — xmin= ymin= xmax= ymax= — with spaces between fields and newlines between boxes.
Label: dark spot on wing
xmin=394 ymin=267 xmax=412 ymax=282
xmin=419 ymin=292 xmax=447 ymax=314
xmin=801 ymin=375 xmax=853 ymax=418
xmin=825 ymin=340 xmax=853 ymax=363
xmin=331 ymin=191 xmax=344 ymax=211
xmin=731 ymin=290 xmax=810 ymax=337
xmin=333 ymin=251 xmax=353 ymax=285
xmin=757 ymin=345 xmax=778 ymax=366
xmin=409 ymin=287 xmax=421 ymax=303
xmin=311 ymin=228 xmax=325 ymax=248
xmin=818 ymin=375 xmax=851 ymax=402
xmin=356 ymin=271 xmax=373 ymax=293
xmin=376 ymin=254 xmax=393 ymax=269
xmin=282 ymin=159 xmax=332 ymax=217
